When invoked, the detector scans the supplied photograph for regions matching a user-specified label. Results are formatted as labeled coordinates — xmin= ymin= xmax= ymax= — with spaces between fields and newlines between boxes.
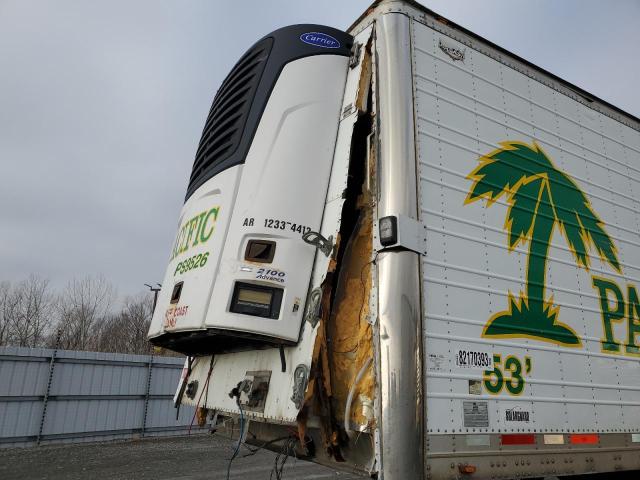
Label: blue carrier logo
xmin=300 ymin=32 xmax=340 ymax=49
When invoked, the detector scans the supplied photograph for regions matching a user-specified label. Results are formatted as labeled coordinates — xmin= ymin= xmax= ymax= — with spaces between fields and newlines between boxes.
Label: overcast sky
xmin=1 ymin=0 xmax=638 ymax=300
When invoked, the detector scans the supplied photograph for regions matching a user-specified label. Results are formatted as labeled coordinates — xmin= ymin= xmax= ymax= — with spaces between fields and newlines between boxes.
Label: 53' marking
xmin=483 ymin=354 xmax=532 ymax=396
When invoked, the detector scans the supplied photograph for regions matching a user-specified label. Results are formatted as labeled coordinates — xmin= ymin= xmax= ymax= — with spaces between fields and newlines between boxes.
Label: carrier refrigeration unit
xmin=148 ymin=1 xmax=640 ymax=478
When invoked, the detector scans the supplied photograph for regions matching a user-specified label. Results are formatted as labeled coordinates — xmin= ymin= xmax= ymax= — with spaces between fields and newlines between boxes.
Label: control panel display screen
xmin=230 ymin=282 xmax=283 ymax=319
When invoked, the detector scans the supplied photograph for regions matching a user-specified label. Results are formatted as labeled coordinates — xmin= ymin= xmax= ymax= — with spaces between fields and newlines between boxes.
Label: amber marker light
xmin=458 ymin=463 xmax=477 ymax=474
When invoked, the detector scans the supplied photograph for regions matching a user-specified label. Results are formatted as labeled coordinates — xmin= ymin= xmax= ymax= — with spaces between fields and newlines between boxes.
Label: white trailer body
xmin=403 ymin=5 xmax=640 ymax=478
xmin=149 ymin=2 xmax=640 ymax=478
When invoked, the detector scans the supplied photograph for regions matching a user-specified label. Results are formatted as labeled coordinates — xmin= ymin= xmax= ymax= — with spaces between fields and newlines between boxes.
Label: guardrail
xmin=0 ymin=346 xmax=203 ymax=447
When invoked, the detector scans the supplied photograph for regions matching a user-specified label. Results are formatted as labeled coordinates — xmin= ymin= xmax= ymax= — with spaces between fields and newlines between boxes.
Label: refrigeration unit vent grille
xmin=187 ymin=37 xmax=273 ymax=195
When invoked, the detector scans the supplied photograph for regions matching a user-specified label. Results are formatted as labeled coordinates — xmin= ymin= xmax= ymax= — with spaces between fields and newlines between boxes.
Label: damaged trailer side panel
xmin=182 ymin=24 xmax=379 ymax=474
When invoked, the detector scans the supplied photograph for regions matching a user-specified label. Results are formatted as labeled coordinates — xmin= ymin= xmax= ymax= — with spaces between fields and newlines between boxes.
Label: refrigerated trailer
xmin=147 ymin=1 xmax=640 ymax=478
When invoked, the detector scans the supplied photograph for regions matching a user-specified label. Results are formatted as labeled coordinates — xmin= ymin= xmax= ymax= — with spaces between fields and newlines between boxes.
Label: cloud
xmin=0 ymin=0 xmax=637 ymax=300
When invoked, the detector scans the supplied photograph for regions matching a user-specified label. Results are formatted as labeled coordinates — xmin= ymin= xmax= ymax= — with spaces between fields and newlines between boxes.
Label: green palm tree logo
xmin=465 ymin=141 xmax=621 ymax=347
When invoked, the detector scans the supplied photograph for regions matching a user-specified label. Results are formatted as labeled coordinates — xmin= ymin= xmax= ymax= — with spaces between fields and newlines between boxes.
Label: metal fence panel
xmin=0 ymin=347 xmax=202 ymax=447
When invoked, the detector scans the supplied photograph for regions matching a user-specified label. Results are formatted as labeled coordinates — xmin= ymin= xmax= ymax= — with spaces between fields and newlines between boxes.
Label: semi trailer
xmin=147 ymin=1 xmax=640 ymax=478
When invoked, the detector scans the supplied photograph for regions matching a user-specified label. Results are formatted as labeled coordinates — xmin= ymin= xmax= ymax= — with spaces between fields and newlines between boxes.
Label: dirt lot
xmin=0 ymin=434 xmax=366 ymax=480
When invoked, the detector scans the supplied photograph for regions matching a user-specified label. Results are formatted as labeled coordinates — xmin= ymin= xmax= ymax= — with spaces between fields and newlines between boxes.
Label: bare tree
xmin=120 ymin=293 xmax=154 ymax=354
xmin=96 ymin=293 xmax=153 ymax=354
xmin=0 ymin=274 xmax=161 ymax=355
xmin=0 ymin=281 xmax=12 ymax=346
xmin=3 ymin=275 xmax=53 ymax=347
xmin=55 ymin=275 xmax=115 ymax=351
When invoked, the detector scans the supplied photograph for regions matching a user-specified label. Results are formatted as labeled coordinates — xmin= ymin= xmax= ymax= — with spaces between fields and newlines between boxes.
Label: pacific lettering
xmin=170 ymin=206 xmax=220 ymax=261
xmin=592 ymin=276 xmax=640 ymax=356
xmin=626 ymin=286 xmax=640 ymax=356
xmin=191 ymin=211 xmax=207 ymax=247
xmin=199 ymin=208 xmax=218 ymax=243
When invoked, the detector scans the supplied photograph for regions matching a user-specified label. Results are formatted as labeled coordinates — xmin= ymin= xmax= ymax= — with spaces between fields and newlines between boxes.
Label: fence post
xmin=141 ymin=353 xmax=154 ymax=437
xmin=37 ymin=330 xmax=62 ymax=446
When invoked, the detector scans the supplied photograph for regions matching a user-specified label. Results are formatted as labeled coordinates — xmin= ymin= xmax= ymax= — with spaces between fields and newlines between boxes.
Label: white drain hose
xmin=344 ymin=356 xmax=373 ymax=436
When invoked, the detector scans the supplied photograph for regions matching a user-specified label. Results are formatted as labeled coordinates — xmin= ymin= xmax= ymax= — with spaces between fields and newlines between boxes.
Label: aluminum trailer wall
xmin=406 ymin=8 xmax=640 ymax=479
xmin=0 ymin=347 xmax=201 ymax=447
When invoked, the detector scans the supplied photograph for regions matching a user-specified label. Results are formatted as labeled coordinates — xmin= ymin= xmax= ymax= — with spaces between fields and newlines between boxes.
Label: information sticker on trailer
xmin=427 ymin=353 xmax=446 ymax=372
xmin=454 ymin=348 xmax=492 ymax=369
xmin=463 ymin=401 xmax=489 ymax=428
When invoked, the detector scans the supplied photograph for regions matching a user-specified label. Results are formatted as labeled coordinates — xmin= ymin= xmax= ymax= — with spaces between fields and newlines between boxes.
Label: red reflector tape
xmin=570 ymin=434 xmax=599 ymax=445
xmin=501 ymin=434 xmax=536 ymax=445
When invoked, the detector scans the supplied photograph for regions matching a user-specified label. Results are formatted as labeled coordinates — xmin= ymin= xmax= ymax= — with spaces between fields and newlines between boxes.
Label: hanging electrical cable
xmin=175 ymin=356 xmax=195 ymax=420
xmin=270 ymin=436 xmax=297 ymax=480
xmin=226 ymin=391 xmax=245 ymax=480
xmin=188 ymin=356 xmax=215 ymax=435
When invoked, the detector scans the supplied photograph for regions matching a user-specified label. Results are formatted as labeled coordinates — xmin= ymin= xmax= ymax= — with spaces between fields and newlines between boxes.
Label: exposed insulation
xmin=297 ymin=38 xmax=375 ymax=461
xmin=355 ymin=41 xmax=372 ymax=113
xmin=196 ymin=406 xmax=208 ymax=427
xmin=298 ymin=247 xmax=344 ymax=460
xmin=327 ymin=198 xmax=374 ymax=430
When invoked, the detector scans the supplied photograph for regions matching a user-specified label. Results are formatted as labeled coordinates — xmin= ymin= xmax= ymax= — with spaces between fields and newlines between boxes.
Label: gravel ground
xmin=0 ymin=435 xmax=366 ymax=480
